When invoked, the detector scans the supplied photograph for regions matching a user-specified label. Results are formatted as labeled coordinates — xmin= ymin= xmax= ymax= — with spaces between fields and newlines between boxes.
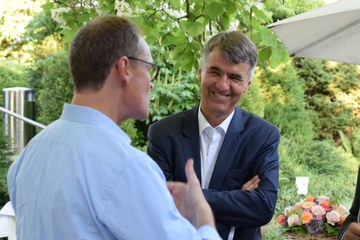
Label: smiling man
xmin=147 ymin=31 xmax=280 ymax=240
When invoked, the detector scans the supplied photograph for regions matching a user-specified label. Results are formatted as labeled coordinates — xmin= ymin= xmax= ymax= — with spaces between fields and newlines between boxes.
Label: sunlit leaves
xmin=187 ymin=21 xmax=204 ymax=37
xmin=205 ymin=2 xmax=224 ymax=19
xmin=43 ymin=0 xmax=292 ymax=71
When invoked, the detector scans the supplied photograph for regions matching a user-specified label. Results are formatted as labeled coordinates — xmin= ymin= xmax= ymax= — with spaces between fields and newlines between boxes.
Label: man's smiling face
xmin=199 ymin=49 xmax=252 ymax=125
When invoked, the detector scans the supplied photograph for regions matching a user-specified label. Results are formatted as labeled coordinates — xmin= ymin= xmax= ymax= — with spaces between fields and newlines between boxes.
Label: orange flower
xmin=302 ymin=212 xmax=313 ymax=224
xmin=305 ymin=196 xmax=315 ymax=202
xmin=320 ymin=201 xmax=331 ymax=211
xmin=302 ymin=201 xmax=315 ymax=209
xmin=338 ymin=216 xmax=346 ymax=225
xmin=277 ymin=214 xmax=286 ymax=224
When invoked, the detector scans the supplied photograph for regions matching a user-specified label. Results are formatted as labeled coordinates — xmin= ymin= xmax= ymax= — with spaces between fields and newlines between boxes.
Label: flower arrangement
xmin=277 ymin=196 xmax=348 ymax=236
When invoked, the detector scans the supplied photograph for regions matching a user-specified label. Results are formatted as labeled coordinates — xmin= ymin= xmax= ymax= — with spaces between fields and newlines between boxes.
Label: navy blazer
xmin=147 ymin=106 xmax=280 ymax=240
xmin=337 ymin=166 xmax=360 ymax=239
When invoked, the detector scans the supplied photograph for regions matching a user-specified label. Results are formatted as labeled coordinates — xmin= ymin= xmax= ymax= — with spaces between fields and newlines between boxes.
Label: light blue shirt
xmin=7 ymin=104 xmax=221 ymax=240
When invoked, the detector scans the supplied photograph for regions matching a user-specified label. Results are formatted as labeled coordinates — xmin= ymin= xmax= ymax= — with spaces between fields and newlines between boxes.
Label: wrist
xmin=192 ymin=203 xmax=215 ymax=229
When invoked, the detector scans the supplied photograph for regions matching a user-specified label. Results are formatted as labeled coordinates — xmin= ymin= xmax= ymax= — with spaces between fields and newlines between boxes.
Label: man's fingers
xmin=241 ymin=175 xmax=260 ymax=190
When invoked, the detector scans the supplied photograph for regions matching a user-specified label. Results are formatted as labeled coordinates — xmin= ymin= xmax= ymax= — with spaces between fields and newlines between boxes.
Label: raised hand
xmin=167 ymin=159 xmax=215 ymax=228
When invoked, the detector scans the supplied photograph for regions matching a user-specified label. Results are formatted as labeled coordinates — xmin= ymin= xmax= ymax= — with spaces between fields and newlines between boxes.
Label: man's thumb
xmin=185 ymin=158 xmax=199 ymax=185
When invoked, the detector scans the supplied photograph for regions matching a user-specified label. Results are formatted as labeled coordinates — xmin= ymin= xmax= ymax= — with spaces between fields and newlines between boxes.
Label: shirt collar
xmin=60 ymin=103 xmax=131 ymax=144
xmin=198 ymin=106 xmax=235 ymax=134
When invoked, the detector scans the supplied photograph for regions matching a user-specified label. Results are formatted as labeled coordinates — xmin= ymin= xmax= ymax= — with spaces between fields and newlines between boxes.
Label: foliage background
xmin=0 ymin=1 xmax=359 ymax=238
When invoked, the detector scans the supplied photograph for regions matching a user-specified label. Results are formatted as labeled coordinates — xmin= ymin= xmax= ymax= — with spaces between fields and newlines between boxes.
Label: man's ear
xmin=115 ymin=56 xmax=131 ymax=85
xmin=244 ymin=80 xmax=252 ymax=92
xmin=198 ymin=68 xmax=202 ymax=83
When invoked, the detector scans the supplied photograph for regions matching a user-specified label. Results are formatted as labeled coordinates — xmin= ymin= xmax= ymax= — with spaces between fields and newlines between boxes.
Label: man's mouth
xmin=212 ymin=90 xmax=230 ymax=98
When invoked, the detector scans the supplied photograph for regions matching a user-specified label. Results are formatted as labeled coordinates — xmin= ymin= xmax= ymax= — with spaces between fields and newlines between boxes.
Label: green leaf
xmin=224 ymin=1 xmax=237 ymax=16
xmin=100 ymin=4 xmax=116 ymax=15
xmin=187 ymin=21 xmax=204 ymax=37
xmin=164 ymin=33 xmax=187 ymax=45
xmin=252 ymin=6 xmax=271 ymax=23
xmin=179 ymin=20 xmax=188 ymax=32
xmin=258 ymin=47 xmax=272 ymax=63
xmin=145 ymin=35 xmax=157 ymax=45
xmin=168 ymin=0 xmax=181 ymax=9
xmin=41 ymin=2 xmax=54 ymax=12
xmin=218 ymin=14 xmax=230 ymax=30
xmin=269 ymin=46 xmax=288 ymax=67
xmin=261 ymin=28 xmax=279 ymax=47
xmin=172 ymin=43 xmax=188 ymax=56
xmin=205 ymin=2 xmax=225 ymax=19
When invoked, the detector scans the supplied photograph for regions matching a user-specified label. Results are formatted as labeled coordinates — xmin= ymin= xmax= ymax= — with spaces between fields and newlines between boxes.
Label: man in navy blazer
xmin=147 ymin=31 xmax=280 ymax=240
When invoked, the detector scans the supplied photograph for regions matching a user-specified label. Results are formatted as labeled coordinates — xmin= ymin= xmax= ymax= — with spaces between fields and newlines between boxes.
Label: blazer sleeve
xmin=337 ymin=166 xmax=360 ymax=239
xmin=203 ymin=127 xmax=280 ymax=227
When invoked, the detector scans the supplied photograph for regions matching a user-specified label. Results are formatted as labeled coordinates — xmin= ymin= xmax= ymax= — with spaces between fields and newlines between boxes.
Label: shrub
xmin=239 ymin=76 xmax=265 ymax=117
xmin=296 ymin=59 xmax=360 ymax=140
xmin=0 ymin=60 xmax=29 ymax=103
xmin=27 ymin=50 xmax=73 ymax=126
xmin=259 ymin=63 xmax=314 ymax=141
xmin=0 ymin=122 xmax=14 ymax=208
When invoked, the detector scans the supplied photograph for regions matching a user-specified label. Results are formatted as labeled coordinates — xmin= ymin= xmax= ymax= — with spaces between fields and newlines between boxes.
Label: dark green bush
xmin=300 ymin=139 xmax=357 ymax=175
xmin=296 ymin=59 xmax=360 ymax=140
xmin=0 ymin=123 xmax=14 ymax=208
xmin=259 ymin=63 xmax=314 ymax=141
xmin=27 ymin=50 xmax=73 ymax=126
xmin=149 ymin=69 xmax=200 ymax=123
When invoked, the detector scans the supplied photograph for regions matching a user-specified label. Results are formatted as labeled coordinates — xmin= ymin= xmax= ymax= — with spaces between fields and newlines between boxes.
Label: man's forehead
xmin=137 ymin=37 xmax=152 ymax=59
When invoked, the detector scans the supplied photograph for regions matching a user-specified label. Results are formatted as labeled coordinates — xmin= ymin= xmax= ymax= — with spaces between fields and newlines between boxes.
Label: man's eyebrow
xmin=208 ymin=66 xmax=221 ymax=71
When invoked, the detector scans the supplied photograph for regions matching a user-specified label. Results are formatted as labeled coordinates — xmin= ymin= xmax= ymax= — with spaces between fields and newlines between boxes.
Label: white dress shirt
xmin=198 ymin=107 xmax=236 ymax=240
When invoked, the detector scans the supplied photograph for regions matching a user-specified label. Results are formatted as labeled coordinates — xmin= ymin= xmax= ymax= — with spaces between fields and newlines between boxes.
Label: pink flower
xmin=287 ymin=214 xmax=300 ymax=227
xmin=317 ymin=196 xmax=330 ymax=205
xmin=284 ymin=206 xmax=293 ymax=215
xmin=338 ymin=205 xmax=348 ymax=216
xmin=326 ymin=210 xmax=340 ymax=225
xmin=311 ymin=205 xmax=326 ymax=217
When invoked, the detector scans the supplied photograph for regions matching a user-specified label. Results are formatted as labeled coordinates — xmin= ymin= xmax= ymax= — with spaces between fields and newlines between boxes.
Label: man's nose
xmin=216 ymin=74 xmax=230 ymax=90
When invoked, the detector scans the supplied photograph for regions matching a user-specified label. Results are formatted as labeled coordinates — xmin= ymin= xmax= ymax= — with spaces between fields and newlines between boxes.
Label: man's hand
xmin=344 ymin=222 xmax=360 ymax=239
xmin=167 ymin=159 xmax=215 ymax=228
xmin=241 ymin=175 xmax=260 ymax=191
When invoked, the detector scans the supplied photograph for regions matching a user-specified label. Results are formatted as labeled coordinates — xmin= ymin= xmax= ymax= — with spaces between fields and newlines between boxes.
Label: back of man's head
xmin=69 ymin=15 xmax=142 ymax=93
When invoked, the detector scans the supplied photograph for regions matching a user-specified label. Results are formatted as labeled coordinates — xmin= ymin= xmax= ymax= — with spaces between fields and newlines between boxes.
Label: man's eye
xmin=229 ymin=75 xmax=243 ymax=82
xmin=232 ymin=77 xmax=243 ymax=82
xmin=209 ymin=70 xmax=221 ymax=76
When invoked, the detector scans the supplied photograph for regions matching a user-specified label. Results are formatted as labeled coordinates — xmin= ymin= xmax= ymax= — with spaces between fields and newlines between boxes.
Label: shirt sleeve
xmin=98 ymin=154 xmax=221 ymax=240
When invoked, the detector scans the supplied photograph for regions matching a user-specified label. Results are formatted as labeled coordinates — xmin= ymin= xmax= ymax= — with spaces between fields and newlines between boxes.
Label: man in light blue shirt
xmin=7 ymin=15 xmax=221 ymax=240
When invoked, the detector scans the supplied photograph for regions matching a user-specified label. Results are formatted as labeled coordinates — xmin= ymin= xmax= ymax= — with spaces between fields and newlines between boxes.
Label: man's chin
xmin=135 ymin=111 xmax=149 ymax=121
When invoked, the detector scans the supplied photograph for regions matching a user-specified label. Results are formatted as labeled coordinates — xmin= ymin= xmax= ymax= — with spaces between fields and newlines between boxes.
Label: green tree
xmin=297 ymin=59 xmax=360 ymax=141
xmin=259 ymin=63 xmax=314 ymax=141
xmin=0 ymin=0 xmax=46 ymax=62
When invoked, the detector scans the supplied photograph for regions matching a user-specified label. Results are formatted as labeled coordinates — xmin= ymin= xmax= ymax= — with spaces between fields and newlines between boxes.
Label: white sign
xmin=295 ymin=176 xmax=309 ymax=195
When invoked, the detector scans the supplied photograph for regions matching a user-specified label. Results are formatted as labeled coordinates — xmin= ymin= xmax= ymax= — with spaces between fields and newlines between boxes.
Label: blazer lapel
xmin=181 ymin=106 xmax=202 ymax=183
xmin=208 ymin=107 xmax=245 ymax=189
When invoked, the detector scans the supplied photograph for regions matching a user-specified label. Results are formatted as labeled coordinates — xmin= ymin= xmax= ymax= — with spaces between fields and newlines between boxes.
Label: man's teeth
xmin=213 ymin=91 xmax=229 ymax=97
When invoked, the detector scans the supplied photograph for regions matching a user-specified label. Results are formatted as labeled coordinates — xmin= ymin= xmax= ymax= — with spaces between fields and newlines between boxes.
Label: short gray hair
xmin=201 ymin=31 xmax=258 ymax=79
